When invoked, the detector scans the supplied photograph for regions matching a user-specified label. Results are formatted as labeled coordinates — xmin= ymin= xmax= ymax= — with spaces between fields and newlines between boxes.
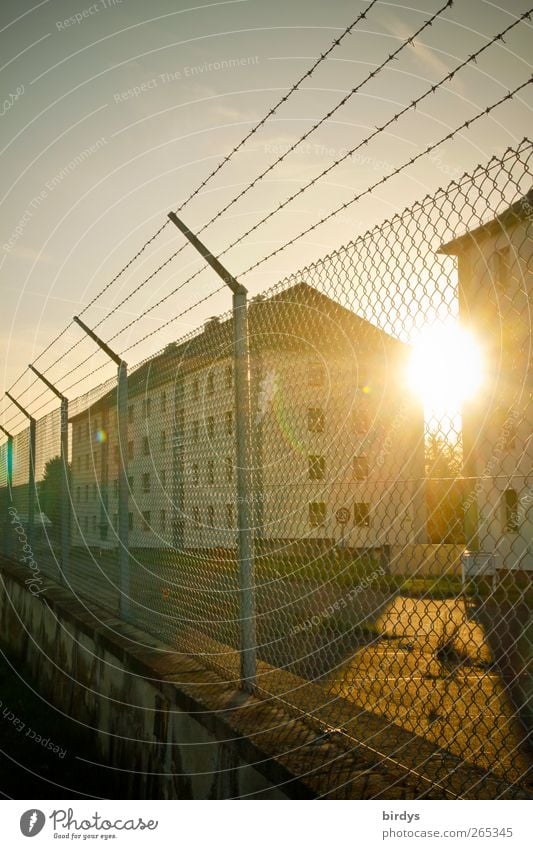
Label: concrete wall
xmin=0 ymin=559 xmax=295 ymax=799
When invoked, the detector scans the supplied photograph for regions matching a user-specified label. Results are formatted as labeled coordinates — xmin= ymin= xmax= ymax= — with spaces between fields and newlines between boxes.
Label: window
xmin=142 ymin=436 xmax=149 ymax=456
xmin=192 ymin=379 xmax=199 ymax=400
xmin=92 ymin=482 xmax=97 ymax=500
xmin=142 ymin=398 xmax=151 ymax=419
xmin=492 ymin=246 xmax=511 ymax=289
xmin=161 ymin=391 xmax=167 ymax=413
xmin=128 ymin=475 xmax=134 ymax=492
xmin=160 ymin=430 xmax=167 ymax=451
xmin=160 ymin=469 xmax=166 ymax=489
xmin=83 ymin=516 xmax=88 ymax=533
xmin=225 ymin=456 xmax=233 ymax=482
xmin=308 ymin=362 xmax=325 ymax=387
xmin=225 ymin=410 xmax=233 ymax=436
xmin=354 ymin=502 xmax=370 ymax=527
xmin=141 ymin=511 xmax=151 ymax=532
xmin=309 ymin=502 xmax=326 ymax=527
xmin=191 ymin=463 xmax=199 ymax=484
xmin=207 ymin=416 xmax=215 ymax=438
xmin=77 ymin=455 xmax=81 ymax=472
xmin=207 ymin=505 xmax=215 ymax=527
xmin=192 ymin=506 xmax=200 ymax=526
xmin=192 ymin=420 xmax=199 ymax=442
xmin=128 ymin=512 xmax=134 ymax=532
xmin=128 ymin=405 xmax=134 ymax=424
xmin=84 ymin=484 xmax=89 ymax=502
xmin=207 ymin=373 xmax=215 ymax=395
xmin=85 ymin=422 xmax=89 ymax=438
xmin=113 ymin=479 xmax=118 ymax=497
xmin=504 ymin=489 xmax=519 ymax=532
xmin=309 ymin=455 xmax=325 ymax=481
xmin=128 ymin=440 xmax=134 ymax=461
xmin=160 ymin=509 xmax=166 ymax=532
xmin=226 ymin=365 xmax=232 ymax=389
xmin=92 ymin=515 xmax=97 ymax=533
xmin=142 ymin=472 xmax=151 ymax=494
xmin=76 ymin=486 xmax=80 ymax=503
xmin=308 ymin=407 xmax=325 ymax=433
xmin=113 ymin=513 xmax=118 ymax=530
xmin=207 ymin=459 xmax=215 ymax=485
xmin=353 ymin=456 xmax=368 ymax=480
xmin=225 ymin=503 xmax=234 ymax=528
xmin=113 ymin=444 xmax=120 ymax=464
xmin=85 ymin=454 xmax=89 ymax=471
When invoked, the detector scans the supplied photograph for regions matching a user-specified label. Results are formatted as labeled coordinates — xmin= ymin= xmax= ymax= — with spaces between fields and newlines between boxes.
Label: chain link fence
xmin=1 ymin=139 xmax=531 ymax=799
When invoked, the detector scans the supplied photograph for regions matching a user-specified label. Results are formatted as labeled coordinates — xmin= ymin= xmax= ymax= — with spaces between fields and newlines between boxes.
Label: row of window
xmin=76 ymin=489 xmax=526 ymax=536
xmin=78 ymin=502 xmax=371 ymax=536
xmin=77 ymin=504 xmax=237 ymax=536
xmin=74 ymin=402 xmax=370 ymax=468
xmin=76 ymin=470 xmax=166 ymax=502
xmin=74 ymin=451 xmax=368 ymax=496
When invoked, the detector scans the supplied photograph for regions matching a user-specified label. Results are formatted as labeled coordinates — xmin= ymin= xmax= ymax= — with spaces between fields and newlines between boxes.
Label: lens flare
xmin=407 ymin=322 xmax=483 ymax=417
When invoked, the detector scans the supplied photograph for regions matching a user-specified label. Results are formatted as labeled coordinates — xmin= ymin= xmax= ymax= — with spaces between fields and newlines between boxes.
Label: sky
xmin=1 ymin=0 xmax=532 ymax=432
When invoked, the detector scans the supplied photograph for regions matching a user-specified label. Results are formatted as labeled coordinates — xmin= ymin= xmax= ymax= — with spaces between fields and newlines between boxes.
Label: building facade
xmin=70 ymin=283 xmax=427 ymax=553
xmin=439 ymin=190 xmax=533 ymax=573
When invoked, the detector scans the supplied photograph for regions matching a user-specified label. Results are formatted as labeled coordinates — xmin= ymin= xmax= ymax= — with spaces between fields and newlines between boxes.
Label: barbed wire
xmin=173 ymin=0 xmax=381 ymax=214
xmin=2 ymin=3 xmax=377 ymax=406
xmin=3 ymin=74 xmax=530 ymax=431
xmin=2 ymin=28 xmax=532 ymax=427
xmin=77 ymin=0 xmax=453 ymax=341
xmin=61 ymin=17 xmax=532 ymax=360
xmin=240 ymin=75 xmax=533 ymax=276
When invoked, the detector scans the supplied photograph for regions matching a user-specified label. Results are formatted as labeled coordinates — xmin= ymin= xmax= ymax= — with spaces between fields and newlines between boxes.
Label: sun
xmin=407 ymin=322 xmax=483 ymax=417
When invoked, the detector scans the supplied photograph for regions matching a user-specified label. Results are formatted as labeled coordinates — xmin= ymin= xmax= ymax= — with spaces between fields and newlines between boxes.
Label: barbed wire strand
xmin=2 ymin=79 xmax=531 ymax=427
xmin=58 ymin=15 xmax=531 ymax=367
xmin=76 ymin=0 xmax=453 ymax=340
xmin=3 ymin=2 xmax=377 ymax=402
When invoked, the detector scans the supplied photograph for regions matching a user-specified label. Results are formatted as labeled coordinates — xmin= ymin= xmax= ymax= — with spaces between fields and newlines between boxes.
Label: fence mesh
xmin=1 ymin=139 xmax=532 ymax=799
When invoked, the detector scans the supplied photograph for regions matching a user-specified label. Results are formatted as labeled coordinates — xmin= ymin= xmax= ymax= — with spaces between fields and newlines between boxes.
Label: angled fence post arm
xmin=28 ymin=365 xmax=70 ymax=583
xmin=5 ymin=393 xmax=36 ymax=557
xmin=72 ymin=317 xmax=129 ymax=618
xmin=168 ymin=211 xmax=256 ymax=688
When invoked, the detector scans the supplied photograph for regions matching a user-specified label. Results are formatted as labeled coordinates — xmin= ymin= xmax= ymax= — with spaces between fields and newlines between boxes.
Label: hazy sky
xmin=1 ymin=0 xmax=532 ymax=431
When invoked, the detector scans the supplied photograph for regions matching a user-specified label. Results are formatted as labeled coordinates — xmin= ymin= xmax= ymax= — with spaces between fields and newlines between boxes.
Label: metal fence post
xmin=0 ymin=425 xmax=14 ymax=559
xmin=72 ymin=317 xmax=129 ymax=619
xmin=60 ymin=396 xmax=70 ymax=581
xmin=28 ymin=419 xmax=36 ymax=556
xmin=6 ymin=393 xmax=36 ymax=555
xmin=117 ymin=359 xmax=129 ymax=618
xmin=28 ymin=366 xmax=70 ymax=582
xmin=233 ymin=287 xmax=257 ymax=685
xmin=168 ymin=211 xmax=257 ymax=687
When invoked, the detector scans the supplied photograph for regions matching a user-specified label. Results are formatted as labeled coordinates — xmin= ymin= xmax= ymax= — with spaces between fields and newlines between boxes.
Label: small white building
xmin=439 ymin=189 xmax=533 ymax=574
xmin=70 ymin=282 xmax=427 ymax=554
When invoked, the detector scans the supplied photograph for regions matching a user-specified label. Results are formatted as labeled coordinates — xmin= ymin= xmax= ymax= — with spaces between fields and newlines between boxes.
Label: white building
xmin=439 ymin=189 xmax=533 ymax=574
xmin=70 ymin=282 xmax=427 ymax=554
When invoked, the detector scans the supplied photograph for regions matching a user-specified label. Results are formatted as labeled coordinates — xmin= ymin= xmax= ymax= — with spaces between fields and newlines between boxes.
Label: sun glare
xmin=407 ymin=323 xmax=483 ymax=417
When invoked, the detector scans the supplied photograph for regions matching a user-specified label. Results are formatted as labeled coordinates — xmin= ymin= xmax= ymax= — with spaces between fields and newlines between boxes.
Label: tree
xmin=39 ymin=456 xmax=70 ymax=537
xmin=425 ymin=434 xmax=465 ymax=544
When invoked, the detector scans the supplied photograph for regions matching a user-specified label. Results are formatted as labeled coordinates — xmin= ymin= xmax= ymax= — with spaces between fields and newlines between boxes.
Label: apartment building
xmin=439 ymin=189 xmax=533 ymax=573
xmin=70 ymin=282 xmax=427 ymax=552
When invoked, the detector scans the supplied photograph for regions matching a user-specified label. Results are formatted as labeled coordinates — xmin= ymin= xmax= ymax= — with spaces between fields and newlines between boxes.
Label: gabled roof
xmin=69 ymin=281 xmax=406 ymax=422
xmin=438 ymin=188 xmax=533 ymax=255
